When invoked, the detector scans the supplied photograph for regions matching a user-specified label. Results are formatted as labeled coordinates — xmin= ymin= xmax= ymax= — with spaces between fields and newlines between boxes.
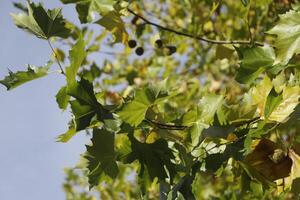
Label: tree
xmin=1 ymin=0 xmax=300 ymax=199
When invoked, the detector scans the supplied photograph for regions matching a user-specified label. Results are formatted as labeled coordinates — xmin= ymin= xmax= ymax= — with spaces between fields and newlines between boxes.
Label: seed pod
xmin=135 ymin=47 xmax=144 ymax=56
xmin=128 ymin=40 xmax=137 ymax=48
xmin=163 ymin=45 xmax=177 ymax=56
xmin=155 ymin=39 xmax=163 ymax=48
xmin=131 ymin=16 xmax=139 ymax=25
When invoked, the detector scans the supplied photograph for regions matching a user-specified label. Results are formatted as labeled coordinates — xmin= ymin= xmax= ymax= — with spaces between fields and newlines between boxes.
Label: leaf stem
xmin=47 ymin=39 xmax=65 ymax=75
xmin=127 ymin=8 xmax=264 ymax=46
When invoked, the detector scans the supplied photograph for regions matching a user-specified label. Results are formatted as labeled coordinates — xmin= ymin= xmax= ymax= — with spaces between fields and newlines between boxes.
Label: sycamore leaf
xmin=124 ymin=134 xmax=176 ymax=183
xmin=183 ymin=95 xmax=223 ymax=147
xmin=60 ymin=0 xmax=115 ymax=23
xmin=251 ymin=76 xmax=273 ymax=117
xmin=236 ymin=46 xmax=275 ymax=84
xmin=57 ymin=79 xmax=113 ymax=141
xmin=67 ymin=79 xmax=113 ymax=131
xmin=267 ymin=10 xmax=300 ymax=64
xmin=96 ymin=11 xmax=128 ymax=43
xmin=264 ymin=88 xmax=283 ymax=119
xmin=118 ymin=90 xmax=151 ymax=127
xmin=118 ymin=86 xmax=167 ymax=127
xmin=56 ymin=86 xmax=70 ymax=110
xmin=11 ymin=2 xmax=70 ymax=39
xmin=251 ymin=76 xmax=299 ymax=122
xmin=244 ymin=139 xmax=292 ymax=182
xmin=0 ymin=62 xmax=51 ymax=90
xmin=70 ymin=100 xmax=97 ymax=131
xmin=85 ymin=129 xmax=119 ymax=188
xmin=66 ymin=34 xmax=87 ymax=84
xmin=268 ymin=85 xmax=300 ymax=122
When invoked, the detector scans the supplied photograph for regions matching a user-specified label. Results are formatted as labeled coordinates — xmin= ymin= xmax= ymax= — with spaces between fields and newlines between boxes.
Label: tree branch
xmin=127 ymin=8 xmax=264 ymax=46
xmin=145 ymin=118 xmax=187 ymax=130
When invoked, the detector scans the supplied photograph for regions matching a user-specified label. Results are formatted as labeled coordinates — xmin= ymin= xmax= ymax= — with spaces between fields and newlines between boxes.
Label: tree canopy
xmin=2 ymin=0 xmax=300 ymax=199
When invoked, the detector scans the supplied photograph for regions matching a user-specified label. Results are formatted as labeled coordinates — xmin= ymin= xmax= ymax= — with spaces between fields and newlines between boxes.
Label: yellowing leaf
xmin=96 ymin=11 xmax=128 ymax=43
xmin=60 ymin=0 xmax=115 ymax=23
xmin=267 ymin=10 xmax=300 ymax=64
xmin=251 ymin=76 xmax=272 ymax=117
xmin=268 ymin=85 xmax=300 ymax=122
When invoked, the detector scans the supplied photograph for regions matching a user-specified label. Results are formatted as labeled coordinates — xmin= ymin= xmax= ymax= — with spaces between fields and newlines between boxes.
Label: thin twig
xmin=127 ymin=8 xmax=264 ymax=46
xmin=145 ymin=118 xmax=187 ymax=130
xmin=47 ymin=39 xmax=65 ymax=75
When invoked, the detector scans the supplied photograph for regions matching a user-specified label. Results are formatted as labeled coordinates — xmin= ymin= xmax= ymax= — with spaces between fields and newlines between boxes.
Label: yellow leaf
xmin=251 ymin=76 xmax=272 ymax=117
xmin=269 ymin=85 xmax=300 ymax=122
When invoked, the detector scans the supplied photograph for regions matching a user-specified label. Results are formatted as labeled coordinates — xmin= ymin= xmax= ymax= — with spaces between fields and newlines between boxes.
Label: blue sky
xmin=0 ymin=1 xmax=91 ymax=199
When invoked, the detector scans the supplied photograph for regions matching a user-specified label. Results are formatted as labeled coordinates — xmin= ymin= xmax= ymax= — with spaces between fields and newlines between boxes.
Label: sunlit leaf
xmin=95 ymin=11 xmax=128 ymax=43
xmin=56 ymin=86 xmax=70 ymax=110
xmin=66 ymin=34 xmax=87 ymax=84
xmin=60 ymin=0 xmax=115 ymax=23
xmin=0 ymin=62 xmax=51 ymax=90
xmin=267 ymin=10 xmax=300 ymax=64
xmin=11 ymin=2 xmax=71 ymax=39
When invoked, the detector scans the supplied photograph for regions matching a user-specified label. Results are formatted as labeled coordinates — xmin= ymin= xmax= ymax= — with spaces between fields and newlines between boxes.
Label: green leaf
xmin=66 ymin=34 xmax=87 ymax=84
xmin=56 ymin=127 xmax=76 ymax=143
xmin=125 ymin=134 xmax=176 ymax=183
xmin=95 ymin=11 xmax=128 ymax=43
xmin=236 ymin=46 xmax=275 ymax=84
xmin=70 ymin=100 xmax=97 ymax=131
xmin=183 ymin=94 xmax=223 ymax=147
xmin=118 ymin=87 xmax=161 ymax=127
xmin=267 ymin=10 xmax=300 ymax=64
xmin=264 ymin=88 xmax=283 ymax=119
xmin=85 ymin=128 xmax=119 ymax=188
xmin=11 ymin=2 xmax=70 ymax=39
xmin=60 ymin=0 xmax=115 ymax=23
xmin=0 ymin=62 xmax=51 ymax=90
xmin=67 ymin=79 xmax=113 ymax=131
xmin=56 ymin=86 xmax=70 ymax=110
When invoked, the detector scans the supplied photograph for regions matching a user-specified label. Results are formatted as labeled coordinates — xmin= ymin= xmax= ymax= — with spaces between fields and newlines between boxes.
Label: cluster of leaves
xmin=2 ymin=0 xmax=300 ymax=199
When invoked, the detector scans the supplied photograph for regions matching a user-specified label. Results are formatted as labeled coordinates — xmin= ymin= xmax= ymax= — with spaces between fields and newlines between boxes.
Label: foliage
xmin=2 ymin=0 xmax=300 ymax=199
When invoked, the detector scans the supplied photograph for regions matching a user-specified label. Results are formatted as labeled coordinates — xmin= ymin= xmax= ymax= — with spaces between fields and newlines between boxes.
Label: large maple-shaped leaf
xmin=236 ymin=46 xmax=275 ymax=84
xmin=96 ymin=11 xmax=128 ymax=43
xmin=124 ymin=134 xmax=176 ymax=183
xmin=267 ymin=10 xmax=300 ymax=64
xmin=118 ymin=86 xmax=168 ymax=127
xmin=67 ymin=79 xmax=113 ymax=130
xmin=57 ymin=79 xmax=113 ymax=142
xmin=11 ymin=2 xmax=71 ymax=39
xmin=84 ymin=128 xmax=119 ymax=188
xmin=66 ymin=34 xmax=87 ymax=84
xmin=251 ymin=76 xmax=300 ymax=122
xmin=60 ymin=0 xmax=115 ymax=23
xmin=268 ymin=85 xmax=300 ymax=122
xmin=0 ymin=62 xmax=51 ymax=90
